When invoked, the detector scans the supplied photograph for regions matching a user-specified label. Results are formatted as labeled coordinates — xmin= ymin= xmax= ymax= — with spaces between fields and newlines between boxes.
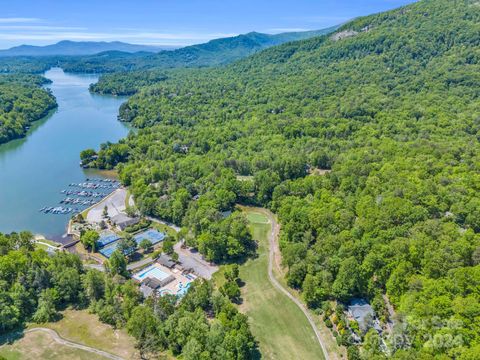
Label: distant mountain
xmin=0 ymin=41 xmax=174 ymax=57
xmin=60 ymin=27 xmax=339 ymax=73
xmin=176 ymin=28 xmax=339 ymax=60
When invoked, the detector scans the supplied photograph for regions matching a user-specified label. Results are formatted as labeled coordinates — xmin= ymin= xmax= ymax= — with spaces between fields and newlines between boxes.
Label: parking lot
xmin=174 ymin=242 xmax=218 ymax=279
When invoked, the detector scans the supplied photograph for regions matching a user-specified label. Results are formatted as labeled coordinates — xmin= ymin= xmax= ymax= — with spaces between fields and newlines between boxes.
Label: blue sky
xmin=0 ymin=0 xmax=416 ymax=49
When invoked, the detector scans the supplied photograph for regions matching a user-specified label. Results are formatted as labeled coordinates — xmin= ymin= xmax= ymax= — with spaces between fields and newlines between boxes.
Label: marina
xmin=0 ymin=68 xmax=129 ymax=238
xmin=39 ymin=178 xmax=120 ymax=215
xmin=39 ymin=206 xmax=75 ymax=215
xmin=61 ymin=191 xmax=105 ymax=198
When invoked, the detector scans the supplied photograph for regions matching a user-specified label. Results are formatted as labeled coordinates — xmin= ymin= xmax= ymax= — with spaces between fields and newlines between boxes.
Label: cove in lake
xmin=0 ymin=68 xmax=130 ymax=239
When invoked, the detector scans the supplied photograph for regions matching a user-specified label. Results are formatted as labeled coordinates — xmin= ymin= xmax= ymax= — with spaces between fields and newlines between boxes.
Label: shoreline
xmin=66 ymin=187 xmax=123 ymax=238
xmin=0 ymin=68 xmax=129 ymax=239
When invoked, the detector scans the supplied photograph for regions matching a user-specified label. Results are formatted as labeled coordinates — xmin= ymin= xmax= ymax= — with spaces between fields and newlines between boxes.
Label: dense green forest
xmin=0 ymin=28 xmax=336 ymax=77
xmin=82 ymin=0 xmax=480 ymax=358
xmin=0 ymin=74 xmax=56 ymax=144
xmin=0 ymin=57 xmax=54 ymax=74
xmin=0 ymin=232 xmax=255 ymax=359
xmin=90 ymin=70 xmax=168 ymax=96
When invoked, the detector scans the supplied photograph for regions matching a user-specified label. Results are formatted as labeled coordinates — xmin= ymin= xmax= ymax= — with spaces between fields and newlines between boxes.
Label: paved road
xmin=25 ymin=328 xmax=124 ymax=360
xmin=127 ymin=256 xmax=154 ymax=271
xmin=259 ymin=208 xmax=330 ymax=360
xmin=146 ymin=216 xmax=181 ymax=232
xmin=85 ymin=263 xmax=106 ymax=272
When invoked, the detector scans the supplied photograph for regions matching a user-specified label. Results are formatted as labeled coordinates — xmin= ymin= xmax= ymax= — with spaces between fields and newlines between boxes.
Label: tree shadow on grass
xmin=252 ymin=343 xmax=262 ymax=360
xmin=128 ymin=251 xmax=143 ymax=262
xmin=0 ymin=326 xmax=26 ymax=346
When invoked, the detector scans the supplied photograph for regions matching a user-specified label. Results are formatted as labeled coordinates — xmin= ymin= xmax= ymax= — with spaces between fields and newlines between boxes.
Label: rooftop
xmin=157 ymin=254 xmax=176 ymax=268
xmin=111 ymin=213 xmax=140 ymax=229
xmin=347 ymin=298 xmax=379 ymax=332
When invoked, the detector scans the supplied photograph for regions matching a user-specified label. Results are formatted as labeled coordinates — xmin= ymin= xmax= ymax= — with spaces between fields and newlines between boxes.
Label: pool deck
xmin=132 ymin=262 xmax=194 ymax=297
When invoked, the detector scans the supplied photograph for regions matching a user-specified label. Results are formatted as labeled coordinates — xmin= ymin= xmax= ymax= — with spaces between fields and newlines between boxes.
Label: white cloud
xmin=0 ymin=17 xmax=235 ymax=47
xmin=0 ymin=17 xmax=41 ymax=23
xmin=0 ymin=25 xmax=86 ymax=31
xmin=0 ymin=29 xmax=238 ymax=46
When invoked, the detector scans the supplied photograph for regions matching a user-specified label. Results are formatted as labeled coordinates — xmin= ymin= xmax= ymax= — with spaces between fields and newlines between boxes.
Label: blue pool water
xmin=134 ymin=266 xmax=170 ymax=281
xmin=177 ymin=282 xmax=192 ymax=297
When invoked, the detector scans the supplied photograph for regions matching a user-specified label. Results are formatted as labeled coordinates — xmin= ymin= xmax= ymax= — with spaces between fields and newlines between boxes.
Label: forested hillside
xmin=90 ymin=70 xmax=168 ymax=96
xmin=84 ymin=0 xmax=480 ymax=357
xmin=80 ymin=29 xmax=338 ymax=95
xmin=0 ymin=74 xmax=56 ymax=144
xmin=0 ymin=232 xmax=255 ymax=359
xmin=61 ymin=28 xmax=337 ymax=74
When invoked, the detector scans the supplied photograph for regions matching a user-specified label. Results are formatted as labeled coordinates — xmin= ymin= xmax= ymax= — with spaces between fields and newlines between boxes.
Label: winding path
xmin=260 ymin=208 xmax=330 ymax=360
xmin=25 ymin=328 xmax=124 ymax=360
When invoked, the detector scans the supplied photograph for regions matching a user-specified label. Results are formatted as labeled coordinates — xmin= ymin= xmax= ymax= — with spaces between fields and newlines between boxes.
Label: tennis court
xmin=97 ymin=231 xmax=121 ymax=247
xmin=134 ymin=229 xmax=166 ymax=245
xmin=99 ymin=242 xmax=119 ymax=258
xmin=98 ymin=229 xmax=165 ymax=258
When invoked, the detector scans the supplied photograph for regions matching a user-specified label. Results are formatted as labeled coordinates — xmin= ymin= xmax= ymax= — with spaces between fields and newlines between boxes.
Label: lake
xmin=0 ymin=68 xmax=130 ymax=239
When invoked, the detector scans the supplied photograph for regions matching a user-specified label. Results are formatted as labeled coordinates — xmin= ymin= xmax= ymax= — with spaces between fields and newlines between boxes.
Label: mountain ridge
xmin=59 ymin=27 xmax=339 ymax=73
xmin=0 ymin=40 xmax=175 ymax=57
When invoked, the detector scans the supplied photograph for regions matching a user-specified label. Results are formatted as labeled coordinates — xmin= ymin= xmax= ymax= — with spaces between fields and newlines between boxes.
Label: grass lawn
xmin=80 ymin=207 xmax=90 ymax=218
xmin=0 ymin=330 xmax=106 ymax=360
xmin=28 ymin=309 xmax=139 ymax=359
xmin=151 ymin=222 xmax=178 ymax=238
xmin=237 ymin=209 xmax=326 ymax=360
xmin=34 ymin=243 xmax=49 ymax=251
xmin=125 ymin=190 xmax=130 ymax=208
xmin=246 ymin=211 xmax=270 ymax=224
xmin=36 ymin=238 xmax=61 ymax=247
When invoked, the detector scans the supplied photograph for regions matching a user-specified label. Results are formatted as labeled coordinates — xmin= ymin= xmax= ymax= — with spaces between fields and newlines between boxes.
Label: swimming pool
xmin=159 ymin=289 xmax=173 ymax=295
xmin=177 ymin=282 xmax=192 ymax=297
xmin=134 ymin=265 xmax=171 ymax=282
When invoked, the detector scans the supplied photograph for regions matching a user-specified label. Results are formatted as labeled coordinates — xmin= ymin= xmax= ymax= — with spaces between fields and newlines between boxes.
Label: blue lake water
xmin=0 ymin=68 xmax=129 ymax=239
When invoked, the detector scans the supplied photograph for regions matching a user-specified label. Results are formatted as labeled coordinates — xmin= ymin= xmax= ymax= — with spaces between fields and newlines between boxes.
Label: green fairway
xmin=246 ymin=211 xmax=270 ymax=224
xmin=240 ymin=209 xmax=325 ymax=360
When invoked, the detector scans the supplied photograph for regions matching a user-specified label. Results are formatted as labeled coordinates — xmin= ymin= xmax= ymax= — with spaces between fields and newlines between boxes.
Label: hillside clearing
xmin=28 ymin=309 xmax=139 ymax=359
xmin=0 ymin=330 xmax=107 ymax=360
